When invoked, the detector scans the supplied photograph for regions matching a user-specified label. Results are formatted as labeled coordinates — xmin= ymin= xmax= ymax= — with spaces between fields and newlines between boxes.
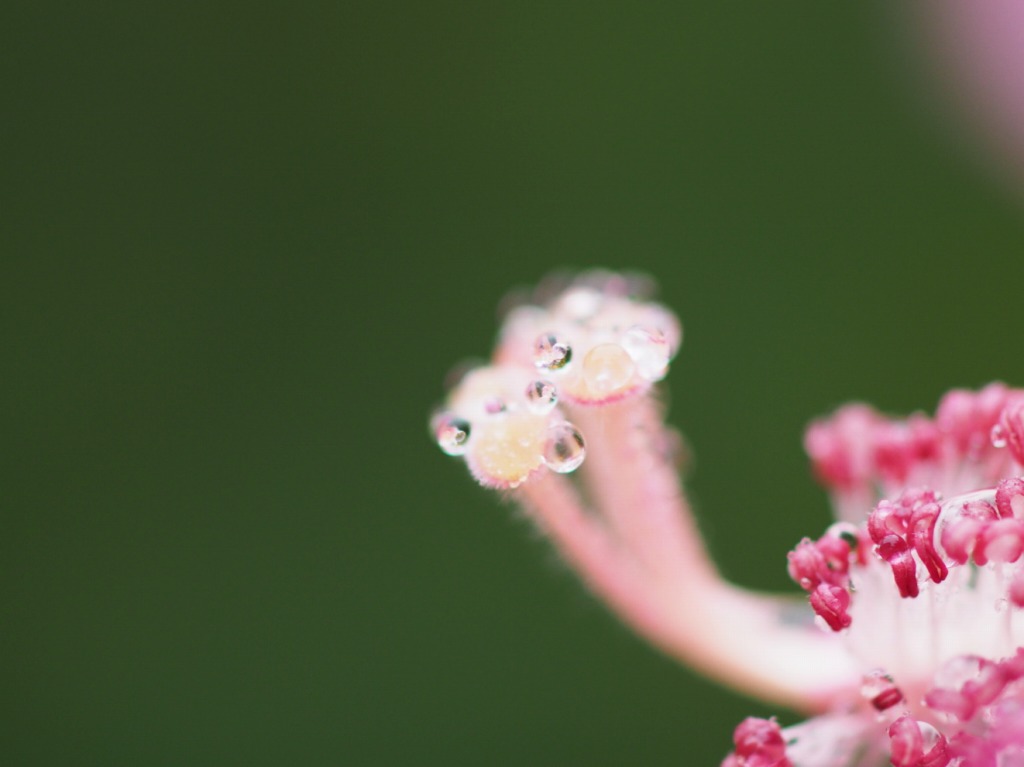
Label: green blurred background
xmin=6 ymin=1 xmax=1024 ymax=764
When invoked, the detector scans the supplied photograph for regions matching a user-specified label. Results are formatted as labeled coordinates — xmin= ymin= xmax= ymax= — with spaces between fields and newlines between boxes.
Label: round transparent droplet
xmin=543 ymin=421 xmax=586 ymax=473
xmin=534 ymin=332 xmax=572 ymax=371
xmin=860 ymin=669 xmax=902 ymax=711
xmin=860 ymin=669 xmax=894 ymax=698
xmin=993 ymin=424 xmax=1008 ymax=448
xmin=525 ymin=379 xmax=558 ymax=414
xmin=918 ymin=723 xmax=943 ymax=753
xmin=621 ymin=325 xmax=671 ymax=381
xmin=582 ymin=343 xmax=635 ymax=394
xmin=434 ymin=413 xmax=472 ymax=456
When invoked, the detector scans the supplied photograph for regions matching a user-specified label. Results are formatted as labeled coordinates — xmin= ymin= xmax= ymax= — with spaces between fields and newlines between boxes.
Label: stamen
xmin=999 ymin=397 xmax=1024 ymax=465
xmin=936 ymin=383 xmax=1010 ymax=461
xmin=867 ymin=490 xmax=946 ymax=598
xmin=887 ymin=716 xmax=950 ymax=767
xmin=996 ymin=477 xmax=1024 ymax=519
xmin=861 ymin=669 xmax=904 ymax=711
xmin=804 ymin=384 xmax=1024 ymax=515
xmin=809 ymin=584 xmax=852 ymax=631
xmin=936 ymin=489 xmax=998 ymax=565
xmin=721 ymin=717 xmax=792 ymax=767
xmin=975 ymin=518 xmax=1024 ymax=565
xmin=924 ymin=651 xmax=1024 ymax=725
xmin=804 ymin=404 xmax=881 ymax=494
xmin=436 ymin=272 xmax=857 ymax=712
xmin=787 ymin=525 xmax=860 ymax=631
xmin=432 ymin=272 xmax=1024 ymax=764
xmin=1010 ymin=570 xmax=1024 ymax=608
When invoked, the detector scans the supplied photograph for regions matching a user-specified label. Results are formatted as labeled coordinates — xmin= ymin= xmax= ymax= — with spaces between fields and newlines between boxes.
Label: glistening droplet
xmin=992 ymin=424 xmax=1008 ymax=448
xmin=533 ymin=332 xmax=572 ymax=370
xmin=542 ymin=421 xmax=586 ymax=473
xmin=918 ymin=723 xmax=943 ymax=754
xmin=860 ymin=669 xmax=902 ymax=711
xmin=525 ymin=379 xmax=558 ymax=414
xmin=434 ymin=413 xmax=471 ymax=456
xmin=621 ymin=325 xmax=671 ymax=381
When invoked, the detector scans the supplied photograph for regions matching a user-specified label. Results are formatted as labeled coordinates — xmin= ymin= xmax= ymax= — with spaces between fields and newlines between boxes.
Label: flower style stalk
xmin=430 ymin=271 xmax=1024 ymax=767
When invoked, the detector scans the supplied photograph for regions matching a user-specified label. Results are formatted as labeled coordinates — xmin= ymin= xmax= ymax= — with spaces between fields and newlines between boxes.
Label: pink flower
xmin=431 ymin=272 xmax=1024 ymax=767
xmin=918 ymin=1 xmax=1024 ymax=189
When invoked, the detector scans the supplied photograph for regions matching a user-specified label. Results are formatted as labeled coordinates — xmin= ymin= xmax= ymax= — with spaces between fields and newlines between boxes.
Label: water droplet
xmin=995 ymin=597 xmax=1009 ymax=613
xmin=993 ymin=424 xmax=1008 ymax=448
xmin=434 ymin=413 xmax=471 ymax=456
xmin=534 ymin=333 xmax=572 ymax=370
xmin=543 ymin=421 xmax=586 ymax=473
xmin=918 ymin=723 xmax=943 ymax=753
xmin=621 ymin=325 xmax=671 ymax=381
xmin=525 ymin=379 xmax=558 ymax=414
xmin=860 ymin=669 xmax=902 ymax=711
xmin=582 ymin=343 xmax=635 ymax=394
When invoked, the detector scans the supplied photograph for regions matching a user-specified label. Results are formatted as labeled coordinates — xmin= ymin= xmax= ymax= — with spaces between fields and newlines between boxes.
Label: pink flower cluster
xmin=431 ymin=272 xmax=1024 ymax=767
xmin=734 ymin=384 xmax=1024 ymax=767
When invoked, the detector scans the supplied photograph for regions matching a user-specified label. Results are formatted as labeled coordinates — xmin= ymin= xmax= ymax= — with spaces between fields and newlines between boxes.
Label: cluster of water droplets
xmin=432 ymin=273 xmax=681 ymax=487
xmin=502 ymin=280 xmax=680 ymax=405
xmin=430 ymin=365 xmax=586 ymax=487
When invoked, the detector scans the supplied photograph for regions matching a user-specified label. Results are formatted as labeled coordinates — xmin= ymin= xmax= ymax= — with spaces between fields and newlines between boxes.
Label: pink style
xmin=431 ymin=271 xmax=1024 ymax=767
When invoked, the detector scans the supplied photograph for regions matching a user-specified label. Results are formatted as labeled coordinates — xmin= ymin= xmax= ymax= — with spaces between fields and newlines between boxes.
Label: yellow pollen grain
xmin=582 ymin=343 xmax=635 ymax=396
xmin=472 ymin=411 xmax=546 ymax=486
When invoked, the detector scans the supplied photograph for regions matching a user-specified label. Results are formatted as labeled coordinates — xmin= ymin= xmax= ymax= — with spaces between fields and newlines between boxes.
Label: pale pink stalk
xmin=430 ymin=272 xmax=1024 ymax=766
